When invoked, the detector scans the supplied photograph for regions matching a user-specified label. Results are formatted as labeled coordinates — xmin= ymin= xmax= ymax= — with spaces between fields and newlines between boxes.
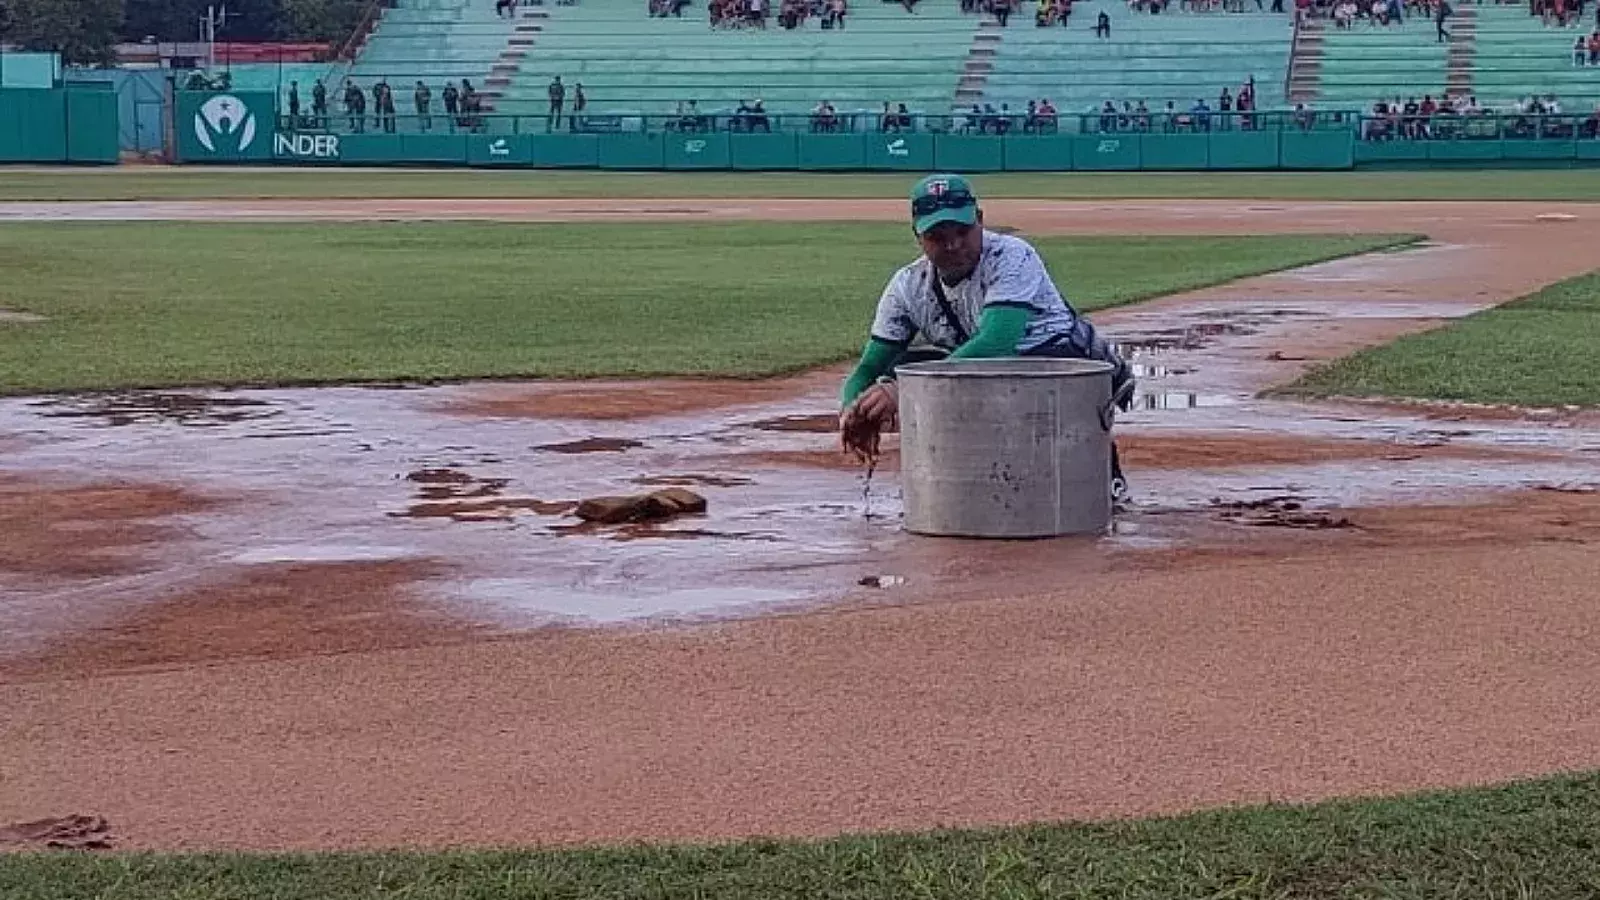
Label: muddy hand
xmin=839 ymin=383 xmax=897 ymax=464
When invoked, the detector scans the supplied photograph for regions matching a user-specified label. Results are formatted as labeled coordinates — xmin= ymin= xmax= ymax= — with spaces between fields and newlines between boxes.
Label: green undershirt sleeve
xmin=840 ymin=337 xmax=906 ymax=406
xmin=948 ymin=305 xmax=1034 ymax=359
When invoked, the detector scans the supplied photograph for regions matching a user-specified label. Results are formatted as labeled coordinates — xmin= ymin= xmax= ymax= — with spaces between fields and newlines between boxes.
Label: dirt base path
xmin=2 ymin=198 xmax=1599 ymax=852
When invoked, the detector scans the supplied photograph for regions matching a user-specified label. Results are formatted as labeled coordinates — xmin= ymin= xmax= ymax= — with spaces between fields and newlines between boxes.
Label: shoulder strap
xmin=929 ymin=274 xmax=971 ymax=345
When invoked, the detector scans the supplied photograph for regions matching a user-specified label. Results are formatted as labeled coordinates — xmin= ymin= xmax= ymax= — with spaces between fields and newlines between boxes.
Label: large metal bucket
xmin=897 ymin=358 xmax=1114 ymax=539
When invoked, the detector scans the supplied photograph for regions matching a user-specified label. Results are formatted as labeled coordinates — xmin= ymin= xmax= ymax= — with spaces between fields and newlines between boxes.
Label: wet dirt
xmin=632 ymin=474 xmax=754 ymax=488
xmin=441 ymin=369 xmax=843 ymax=421
xmin=535 ymin=437 xmax=645 ymax=454
xmin=744 ymin=413 xmax=840 ymax=433
xmin=3 ymin=198 xmax=1600 ymax=850
xmin=0 ymin=815 xmax=113 ymax=851
xmin=30 ymin=392 xmax=279 ymax=428
xmin=0 ymin=474 xmax=218 ymax=579
xmin=0 ymin=559 xmax=470 ymax=682
xmin=1209 ymin=495 xmax=1356 ymax=530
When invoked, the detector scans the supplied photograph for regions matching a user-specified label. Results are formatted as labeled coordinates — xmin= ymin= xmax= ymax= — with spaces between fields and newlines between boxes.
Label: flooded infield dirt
xmin=3 ymin=198 xmax=1600 ymax=852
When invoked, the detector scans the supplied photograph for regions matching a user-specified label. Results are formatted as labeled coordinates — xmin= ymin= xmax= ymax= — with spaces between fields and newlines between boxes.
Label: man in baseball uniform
xmin=838 ymin=173 xmax=1134 ymax=498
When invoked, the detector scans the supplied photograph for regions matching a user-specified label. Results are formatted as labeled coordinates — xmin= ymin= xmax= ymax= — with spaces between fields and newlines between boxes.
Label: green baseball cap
xmin=910 ymin=173 xmax=979 ymax=236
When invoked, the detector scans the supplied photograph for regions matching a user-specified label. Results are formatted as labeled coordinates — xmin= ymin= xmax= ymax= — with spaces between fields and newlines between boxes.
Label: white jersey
xmin=869 ymin=229 xmax=1088 ymax=354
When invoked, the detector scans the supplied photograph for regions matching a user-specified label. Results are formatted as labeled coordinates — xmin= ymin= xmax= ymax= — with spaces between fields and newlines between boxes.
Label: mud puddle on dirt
xmin=2 ymin=284 xmax=1597 ymax=640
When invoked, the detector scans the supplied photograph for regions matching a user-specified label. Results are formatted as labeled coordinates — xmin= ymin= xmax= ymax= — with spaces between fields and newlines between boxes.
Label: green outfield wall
xmin=0 ymin=85 xmax=119 ymax=164
xmin=169 ymin=91 xmax=1600 ymax=172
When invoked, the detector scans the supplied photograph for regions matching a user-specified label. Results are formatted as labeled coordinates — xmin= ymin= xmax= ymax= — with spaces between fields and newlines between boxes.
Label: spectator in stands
xmin=572 ymin=83 xmax=587 ymax=127
xmin=287 ymin=81 xmax=301 ymax=128
xmin=1293 ymin=102 xmax=1315 ymax=130
xmin=1578 ymin=35 xmax=1590 ymax=64
xmin=811 ymin=100 xmax=839 ymax=132
xmin=344 ymin=81 xmax=365 ymax=133
xmin=1095 ymin=8 xmax=1111 ymax=35
xmin=1218 ymin=87 xmax=1232 ymax=129
xmin=748 ymin=0 xmax=769 ymax=25
xmin=548 ymin=75 xmax=566 ymax=131
xmin=736 ymin=99 xmax=771 ymax=131
xmin=460 ymin=80 xmax=480 ymax=131
xmin=312 ymin=79 xmax=328 ymax=129
xmin=443 ymin=82 xmax=460 ymax=124
xmin=415 ymin=81 xmax=432 ymax=132
xmin=378 ymin=80 xmax=397 ymax=133
xmin=779 ymin=0 xmax=804 ymax=27
xmin=1588 ymin=31 xmax=1600 ymax=63
xmin=1191 ymin=97 xmax=1212 ymax=130
xmin=1435 ymin=0 xmax=1451 ymax=41
xmin=994 ymin=0 xmax=1014 ymax=25
xmin=497 ymin=0 xmax=516 ymax=16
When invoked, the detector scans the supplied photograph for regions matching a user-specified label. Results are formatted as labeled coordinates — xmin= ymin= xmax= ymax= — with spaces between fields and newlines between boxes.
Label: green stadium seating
xmin=493 ymin=0 xmax=978 ymax=122
xmin=1315 ymin=18 xmax=1450 ymax=108
xmin=985 ymin=7 xmax=1291 ymax=117
xmin=1471 ymin=4 xmax=1600 ymax=109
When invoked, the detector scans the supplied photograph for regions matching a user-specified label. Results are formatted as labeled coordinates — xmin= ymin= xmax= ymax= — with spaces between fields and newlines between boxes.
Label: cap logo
xmin=925 ymin=179 xmax=949 ymax=196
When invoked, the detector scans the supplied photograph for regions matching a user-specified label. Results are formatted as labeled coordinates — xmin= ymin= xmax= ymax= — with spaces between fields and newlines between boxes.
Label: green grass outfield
xmin=4 ymin=772 xmax=1600 ymax=899
xmin=0 ymin=223 xmax=1408 ymax=394
xmin=6 ymin=168 xmax=1600 ymax=201
xmin=1287 ymin=268 xmax=1600 ymax=408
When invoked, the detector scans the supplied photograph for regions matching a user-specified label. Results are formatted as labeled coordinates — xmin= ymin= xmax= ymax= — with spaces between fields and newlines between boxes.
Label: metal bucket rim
xmin=894 ymin=358 xmax=1114 ymax=379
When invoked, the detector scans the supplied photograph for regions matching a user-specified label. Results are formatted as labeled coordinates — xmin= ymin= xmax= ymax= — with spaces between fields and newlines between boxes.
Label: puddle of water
xmin=744 ymin=414 xmax=838 ymax=433
xmin=632 ymin=474 xmax=755 ymax=487
xmin=534 ymin=437 xmax=644 ymax=453
xmin=1133 ymin=391 xmax=1235 ymax=411
xmin=232 ymin=545 xmax=419 ymax=564
xmin=30 ymin=392 xmax=280 ymax=428
xmin=394 ymin=497 xmax=575 ymax=521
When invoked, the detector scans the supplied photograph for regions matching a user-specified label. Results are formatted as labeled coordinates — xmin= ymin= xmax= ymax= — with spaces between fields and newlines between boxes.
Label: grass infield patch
xmin=1287 ymin=268 xmax=1600 ymax=408
xmin=0 ymin=223 xmax=1410 ymax=393
xmin=3 ymin=772 xmax=1600 ymax=899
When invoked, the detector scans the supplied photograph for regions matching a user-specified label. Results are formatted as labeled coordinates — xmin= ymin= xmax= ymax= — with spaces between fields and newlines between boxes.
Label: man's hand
xmin=839 ymin=382 xmax=899 ymax=463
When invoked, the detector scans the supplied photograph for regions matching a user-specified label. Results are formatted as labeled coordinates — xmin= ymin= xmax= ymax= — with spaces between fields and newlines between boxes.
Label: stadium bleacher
xmin=984 ymin=6 xmax=1291 ymax=117
xmin=492 ymin=0 xmax=978 ymax=122
xmin=1472 ymin=4 xmax=1600 ymax=109
xmin=1313 ymin=16 xmax=1451 ymax=108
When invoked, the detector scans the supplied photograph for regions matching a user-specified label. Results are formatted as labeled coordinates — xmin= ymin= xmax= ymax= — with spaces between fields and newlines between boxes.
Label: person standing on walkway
xmin=547 ymin=75 xmax=566 ymax=131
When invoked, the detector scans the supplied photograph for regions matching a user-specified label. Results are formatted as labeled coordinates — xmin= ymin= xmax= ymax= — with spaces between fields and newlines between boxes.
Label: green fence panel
xmin=1424 ymin=140 xmax=1502 ymax=162
xmin=598 ymin=133 xmax=665 ymax=168
xmin=64 ymin=89 xmax=118 ymax=163
xmin=1576 ymin=140 xmax=1600 ymax=160
xmin=728 ymin=133 xmax=799 ymax=169
xmin=1207 ymin=130 xmax=1279 ymax=169
xmin=865 ymin=132 xmax=933 ymax=170
xmin=315 ymin=134 xmax=400 ymax=163
xmin=400 ymin=133 xmax=469 ymax=163
xmin=174 ymin=91 xmax=274 ymax=162
xmin=1354 ymin=139 xmax=1429 ymax=163
xmin=797 ymin=133 xmax=867 ymax=169
xmin=1139 ymin=133 xmax=1209 ymax=170
xmin=1499 ymin=138 xmax=1576 ymax=161
xmin=932 ymin=134 xmax=1004 ymax=172
xmin=664 ymin=132 xmax=731 ymax=169
xmin=1001 ymin=135 xmax=1074 ymax=170
xmin=1279 ymin=130 xmax=1354 ymax=169
xmin=1073 ymin=135 xmax=1141 ymax=170
xmin=0 ymin=92 xmax=23 ymax=160
xmin=467 ymin=134 xmax=534 ymax=166
xmin=530 ymin=134 xmax=600 ymax=167
xmin=5 ymin=89 xmax=66 ymax=161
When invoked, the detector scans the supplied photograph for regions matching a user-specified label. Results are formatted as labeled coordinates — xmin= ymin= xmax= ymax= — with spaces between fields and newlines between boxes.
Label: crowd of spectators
xmin=317 ymin=78 xmax=486 ymax=133
xmin=957 ymin=99 xmax=1062 ymax=131
xmin=1359 ymin=93 xmax=1600 ymax=139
